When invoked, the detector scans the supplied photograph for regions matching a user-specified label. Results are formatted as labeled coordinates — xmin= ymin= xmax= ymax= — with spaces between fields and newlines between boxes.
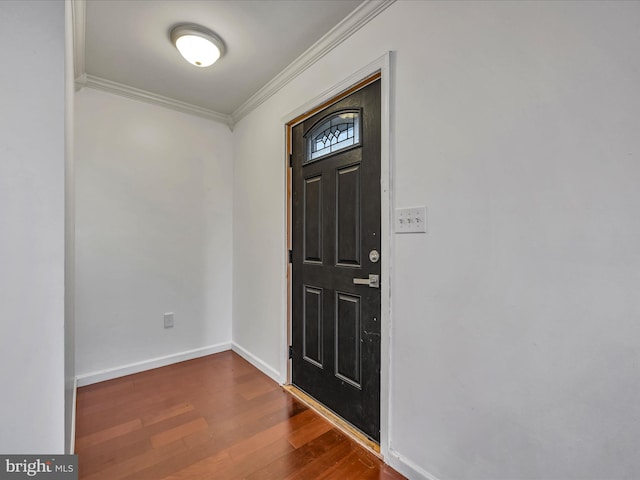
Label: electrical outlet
xmin=395 ymin=206 xmax=427 ymax=233
xmin=164 ymin=312 xmax=174 ymax=329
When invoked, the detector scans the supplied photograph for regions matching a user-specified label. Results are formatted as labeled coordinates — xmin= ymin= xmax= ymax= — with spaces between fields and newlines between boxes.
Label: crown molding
xmin=71 ymin=0 xmax=86 ymax=89
xmin=70 ymin=0 xmax=230 ymax=126
xmin=230 ymin=0 xmax=396 ymax=125
xmin=70 ymin=0 xmax=393 ymax=128
xmin=78 ymin=75 xmax=233 ymax=127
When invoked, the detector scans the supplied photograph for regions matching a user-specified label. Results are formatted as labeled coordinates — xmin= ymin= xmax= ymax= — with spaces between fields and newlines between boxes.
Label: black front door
xmin=291 ymin=79 xmax=381 ymax=441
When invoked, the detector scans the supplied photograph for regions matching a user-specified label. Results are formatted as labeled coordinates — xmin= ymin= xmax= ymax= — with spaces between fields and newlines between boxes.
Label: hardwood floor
xmin=75 ymin=351 xmax=405 ymax=479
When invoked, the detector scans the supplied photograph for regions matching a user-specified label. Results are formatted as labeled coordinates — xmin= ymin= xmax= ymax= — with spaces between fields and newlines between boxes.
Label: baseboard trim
xmin=388 ymin=448 xmax=442 ymax=480
xmin=70 ymin=377 xmax=77 ymax=454
xmin=76 ymin=342 xmax=231 ymax=386
xmin=231 ymin=342 xmax=281 ymax=384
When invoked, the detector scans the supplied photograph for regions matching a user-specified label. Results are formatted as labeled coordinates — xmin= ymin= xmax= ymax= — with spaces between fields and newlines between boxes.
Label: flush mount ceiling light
xmin=170 ymin=24 xmax=225 ymax=67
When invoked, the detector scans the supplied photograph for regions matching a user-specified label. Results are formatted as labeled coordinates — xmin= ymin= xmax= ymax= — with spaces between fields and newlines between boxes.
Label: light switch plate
xmin=164 ymin=312 xmax=174 ymax=328
xmin=395 ymin=206 xmax=427 ymax=233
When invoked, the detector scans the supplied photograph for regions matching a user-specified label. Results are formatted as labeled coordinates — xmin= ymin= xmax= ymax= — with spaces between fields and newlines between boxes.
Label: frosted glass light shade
xmin=170 ymin=25 xmax=225 ymax=68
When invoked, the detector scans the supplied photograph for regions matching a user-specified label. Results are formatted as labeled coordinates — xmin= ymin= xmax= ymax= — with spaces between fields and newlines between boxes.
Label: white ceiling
xmin=83 ymin=0 xmax=364 ymax=116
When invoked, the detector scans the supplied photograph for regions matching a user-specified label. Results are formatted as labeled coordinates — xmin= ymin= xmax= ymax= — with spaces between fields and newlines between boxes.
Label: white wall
xmin=0 ymin=0 xmax=66 ymax=453
xmin=75 ymin=89 xmax=233 ymax=378
xmin=232 ymin=1 xmax=640 ymax=478
xmin=231 ymin=105 xmax=286 ymax=375
xmin=64 ymin=0 xmax=76 ymax=453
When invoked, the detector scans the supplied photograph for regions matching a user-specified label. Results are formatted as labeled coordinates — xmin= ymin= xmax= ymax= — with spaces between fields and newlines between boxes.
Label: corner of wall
xmin=231 ymin=342 xmax=282 ymax=384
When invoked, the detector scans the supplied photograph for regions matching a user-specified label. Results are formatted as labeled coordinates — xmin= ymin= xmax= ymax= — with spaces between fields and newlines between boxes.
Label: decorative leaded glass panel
xmin=305 ymin=111 xmax=360 ymax=162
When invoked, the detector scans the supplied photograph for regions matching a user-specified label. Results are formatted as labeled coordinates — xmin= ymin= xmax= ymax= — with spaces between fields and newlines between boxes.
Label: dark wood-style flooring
xmin=75 ymin=351 xmax=405 ymax=479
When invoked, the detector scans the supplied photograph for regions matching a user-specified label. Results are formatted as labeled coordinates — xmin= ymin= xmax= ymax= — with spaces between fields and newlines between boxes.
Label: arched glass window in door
xmin=305 ymin=110 xmax=360 ymax=163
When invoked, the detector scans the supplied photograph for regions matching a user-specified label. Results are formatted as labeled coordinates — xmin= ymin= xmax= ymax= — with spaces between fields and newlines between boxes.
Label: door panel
xmin=303 ymin=286 xmax=323 ymax=367
xmin=336 ymin=165 xmax=361 ymax=267
xmin=291 ymin=79 xmax=381 ymax=441
xmin=303 ymin=176 xmax=323 ymax=263
xmin=335 ymin=291 xmax=361 ymax=388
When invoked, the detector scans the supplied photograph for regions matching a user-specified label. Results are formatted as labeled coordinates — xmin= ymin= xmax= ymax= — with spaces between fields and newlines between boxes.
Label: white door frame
xmin=280 ymin=51 xmax=394 ymax=458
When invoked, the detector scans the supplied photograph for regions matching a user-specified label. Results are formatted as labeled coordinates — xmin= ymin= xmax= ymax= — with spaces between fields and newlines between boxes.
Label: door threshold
xmin=282 ymin=385 xmax=382 ymax=458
